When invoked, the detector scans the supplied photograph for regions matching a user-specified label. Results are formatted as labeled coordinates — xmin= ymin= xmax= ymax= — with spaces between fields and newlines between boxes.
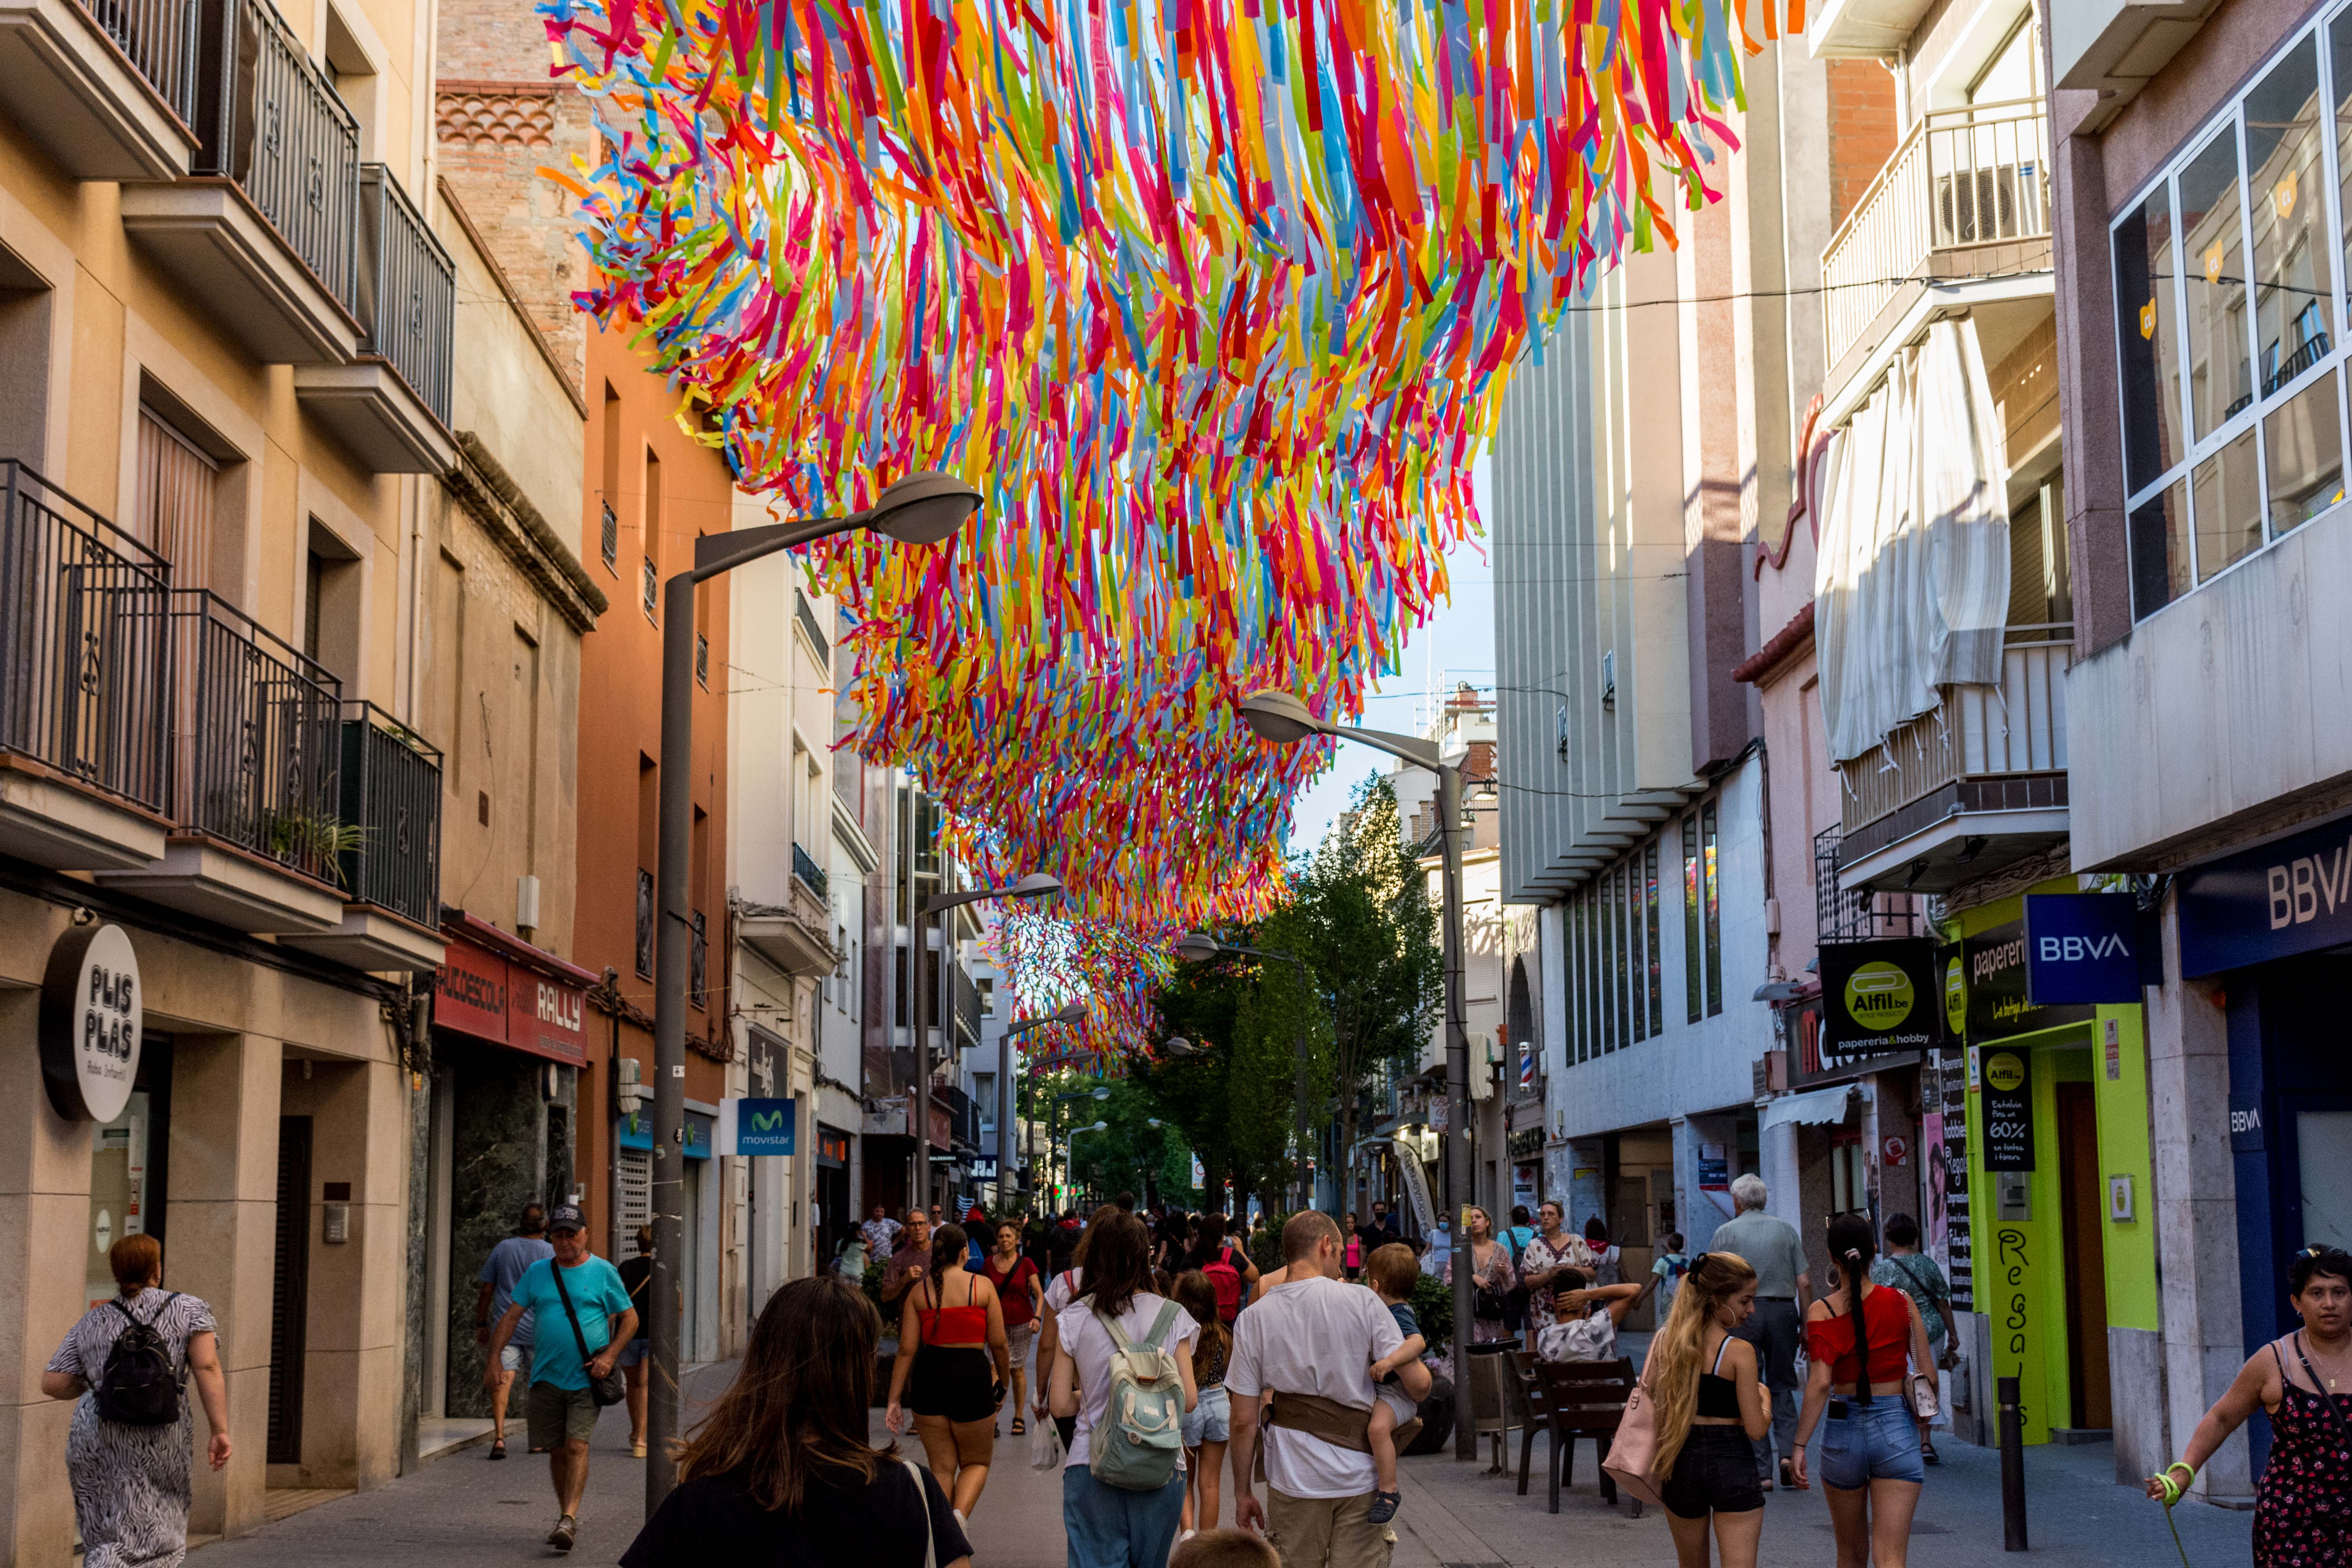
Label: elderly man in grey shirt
xmin=1705 ymin=1173 xmax=1812 ymax=1488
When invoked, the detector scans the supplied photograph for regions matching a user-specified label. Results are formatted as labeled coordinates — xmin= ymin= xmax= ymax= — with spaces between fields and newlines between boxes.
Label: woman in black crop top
xmin=1648 ymin=1252 xmax=1773 ymax=1566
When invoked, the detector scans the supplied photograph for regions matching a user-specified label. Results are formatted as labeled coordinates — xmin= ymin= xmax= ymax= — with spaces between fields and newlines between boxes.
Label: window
xmin=1643 ymin=842 xmax=1662 ymax=1033
xmin=690 ymin=909 xmax=707 ymax=1007
xmin=601 ymin=501 xmax=617 ymax=570
xmin=134 ymin=408 xmax=215 ymax=586
xmin=1702 ymin=801 xmax=1723 ymax=1017
xmin=1682 ymin=815 xmax=1702 ymax=1024
xmin=642 ymin=557 xmax=658 ymax=622
xmin=635 ymin=867 xmax=654 ymax=978
xmin=2115 ymin=23 xmax=2352 ymax=616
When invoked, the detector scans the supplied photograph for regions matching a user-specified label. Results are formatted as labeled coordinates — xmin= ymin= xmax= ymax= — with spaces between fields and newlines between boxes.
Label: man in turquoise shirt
xmin=484 ymin=1204 xmax=635 ymax=1553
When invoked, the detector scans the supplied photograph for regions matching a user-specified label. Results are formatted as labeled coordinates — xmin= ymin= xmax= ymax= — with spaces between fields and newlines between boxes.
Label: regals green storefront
xmin=1940 ymin=883 xmax=2157 ymax=1470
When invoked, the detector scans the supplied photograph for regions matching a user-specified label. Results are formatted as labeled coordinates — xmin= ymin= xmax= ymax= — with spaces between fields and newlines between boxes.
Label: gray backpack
xmin=1089 ymin=1301 xmax=1186 ymax=1491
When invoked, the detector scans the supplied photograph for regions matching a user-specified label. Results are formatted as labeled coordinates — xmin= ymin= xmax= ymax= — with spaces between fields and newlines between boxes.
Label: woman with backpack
xmin=1870 ymin=1214 xmax=1954 ymax=1464
xmin=42 ymin=1233 xmax=231 ymax=1568
xmin=1049 ymin=1208 xmax=1199 ymax=1567
xmin=885 ymin=1224 xmax=1012 ymax=1522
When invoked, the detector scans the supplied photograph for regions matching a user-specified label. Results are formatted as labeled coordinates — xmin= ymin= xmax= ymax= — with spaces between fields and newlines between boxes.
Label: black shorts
xmin=1661 ymin=1425 xmax=1765 ymax=1519
xmin=908 ymin=1345 xmax=996 ymax=1423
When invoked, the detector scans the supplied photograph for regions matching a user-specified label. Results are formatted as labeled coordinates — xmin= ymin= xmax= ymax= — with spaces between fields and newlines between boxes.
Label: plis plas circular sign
xmin=40 ymin=923 xmax=141 ymax=1123
xmin=1844 ymin=960 xmax=1916 ymax=1030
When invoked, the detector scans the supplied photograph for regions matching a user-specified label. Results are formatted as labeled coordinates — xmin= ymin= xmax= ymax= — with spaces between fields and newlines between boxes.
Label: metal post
xmin=911 ymin=886 xmax=931 ymax=1217
xmin=1293 ymin=1017 xmax=1311 ymax=1211
xmin=1436 ymin=762 xmax=1474 ymax=1461
xmin=995 ymin=1017 xmax=1011 ymax=1214
xmin=648 ymin=573 xmax=696 ymax=1506
xmin=1998 ymin=1375 xmax=2028 ymax=1550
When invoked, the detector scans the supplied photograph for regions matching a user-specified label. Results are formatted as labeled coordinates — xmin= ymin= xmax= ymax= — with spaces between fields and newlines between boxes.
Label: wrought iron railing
xmin=1814 ymin=825 xmax=1922 ymax=944
xmin=1821 ymin=97 xmax=2051 ymax=368
xmin=795 ymin=590 xmax=829 ymax=666
xmin=191 ymin=0 xmax=360 ymax=315
xmin=0 ymin=462 xmax=173 ymax=813
xmin=792 ymin=841 xmax=828 ymax=900
xmin=354 ymin=165 xmax=454 ymax=426
xmin=635 ymin=866 xmax=654 ymax=978
xmin=599 ymin=501 xmax=617 ymax=569
xmin=79 ymin=0 xmax=203 ymax=126
xmin=953 ymin=963 xmax=982 ymax=1047
xmin=336 ymin=700 xmax=439 ymax=922
xmin=690 ymin=909 xmax=707 ymax=1005
xmin=168 ymin=590 xmax=343 ymax=883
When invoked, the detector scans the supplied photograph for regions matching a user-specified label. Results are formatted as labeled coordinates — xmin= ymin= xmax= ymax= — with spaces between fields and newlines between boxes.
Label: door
xmin=268 ymin=1116 xmax=312 ymax=1465
xmin=2296 ymin=1111 xmax=2352 ymax=1252
xmin=617 ymin=1145 xmax=650 ymax=1258
xmin=2054 ymin=1083 xmax=2113 ymax=1430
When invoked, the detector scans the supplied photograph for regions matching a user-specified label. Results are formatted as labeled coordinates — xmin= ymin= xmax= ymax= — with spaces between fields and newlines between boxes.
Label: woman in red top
xmin=982 ymin=1221 xmax=1044 ymax=1436
xmin=885 ymin=1225 xmax=1011 ymax=1521
xmin=1789 ymin=1213 xmax=1937 ymax=1568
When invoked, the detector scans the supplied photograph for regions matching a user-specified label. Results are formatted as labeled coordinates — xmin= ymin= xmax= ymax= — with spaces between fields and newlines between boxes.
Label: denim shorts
xmin=1661 ymin=1425 xmax=1764 ymax=1519
xmin=617 ymin=1336 xmax=650 ymax=1368
xmin=1819 ymin=1398 xmax=1925 ymax=1489
xmin=1182 ymin=1383 xmax=1231 ymax=1446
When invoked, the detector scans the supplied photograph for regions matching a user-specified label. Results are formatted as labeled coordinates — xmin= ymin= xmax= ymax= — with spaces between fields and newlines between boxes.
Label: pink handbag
xmin=1601 ymin=1363 xmax=1668 ymax=1509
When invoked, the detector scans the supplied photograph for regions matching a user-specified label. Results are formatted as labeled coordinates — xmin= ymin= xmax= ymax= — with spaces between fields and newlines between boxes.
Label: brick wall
xmin=1826 ymin=60 xmax=1901 ymax=235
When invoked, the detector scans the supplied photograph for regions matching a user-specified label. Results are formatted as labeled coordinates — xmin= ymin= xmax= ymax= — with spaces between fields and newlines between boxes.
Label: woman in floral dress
xmin=2149 ymin=1246 xmax=2352 ymax=1564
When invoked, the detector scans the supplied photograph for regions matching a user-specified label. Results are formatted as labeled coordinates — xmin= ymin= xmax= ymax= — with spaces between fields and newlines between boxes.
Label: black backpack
xmin=95 ymin=1293 xmax=181 ymax=1426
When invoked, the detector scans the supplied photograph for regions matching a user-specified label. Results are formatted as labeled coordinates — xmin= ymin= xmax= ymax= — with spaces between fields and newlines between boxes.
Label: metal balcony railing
xmin=690 ymin=909 xmax=707 ymax=1005
xmin=953 ymin=964 xmax=982 ymax=1047
xmin=355 ymin=165 xmax=454 ymax=426
xmin=79 ymin=0 xmax=202 ymax=125
xmin=191 ymin=0 xmax=360 ymax=314
xmin=1822 ymin=97 xmax=2051 ymax=369
xmin=0 ymin=462 xmax=172 ymax=813
xmin=336 ymin=700 xmax=439 ymax=922
xmin=792 ymin=841 xmax=828 ymax=900
xmin=1813 ymin=825 xmax=1922 ymax=944
xmin=635 ymin=866 xmax=654 ymax=977
xmin=795 ymin=590 xmax=829 ymax=666
xmin=168 ymin=590 xmax=343 ymax=884
xmin=1837 ymin=624 xmax=2073 ymax=838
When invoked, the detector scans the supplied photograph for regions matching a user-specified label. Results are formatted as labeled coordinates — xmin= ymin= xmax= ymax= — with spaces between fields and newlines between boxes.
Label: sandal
xmin=1365 ymin=1490 xmax=1401 ymax=1525
xmin=1010 ymin=1416 xmax=1027 ymax=1436
xmin=1922 ymin=1439 xmax=1941 ymax=1465
xmin=488 ymin=1437 xmax=506 ymax=1461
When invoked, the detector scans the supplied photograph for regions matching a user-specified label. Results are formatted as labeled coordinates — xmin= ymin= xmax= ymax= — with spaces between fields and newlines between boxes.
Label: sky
xmin=1283 ymin=457 xmax=1495 ymax=854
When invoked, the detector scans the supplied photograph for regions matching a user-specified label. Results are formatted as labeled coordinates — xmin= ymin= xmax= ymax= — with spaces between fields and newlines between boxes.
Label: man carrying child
xmin=1228 ymin=1212 xmax=1432 ymax=1568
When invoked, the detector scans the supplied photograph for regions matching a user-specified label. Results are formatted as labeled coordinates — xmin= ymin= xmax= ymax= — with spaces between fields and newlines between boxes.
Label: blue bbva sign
xmin=2022 ymin=893 xmax=2143 ymax=1005
xmin=2178 ymin=813 xmax=2352 ymax=976
xmin=719 ymin=1096 xmax=797 ymax=1156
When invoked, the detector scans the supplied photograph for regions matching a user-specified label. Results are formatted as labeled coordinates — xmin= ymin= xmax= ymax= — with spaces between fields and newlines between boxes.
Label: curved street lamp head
xmin=1173 ymin=931 xmax=1222 ymax=964
xmin=864 ymin=471 xmax=982 ymax=545
xmin=1006 ymin=872 xmax=1063 ymax=898
xmin=1162 ymin=1035 xmax=1195 ymax=1056
xmin=1238 ymin=689 xmax=1325 ymax=746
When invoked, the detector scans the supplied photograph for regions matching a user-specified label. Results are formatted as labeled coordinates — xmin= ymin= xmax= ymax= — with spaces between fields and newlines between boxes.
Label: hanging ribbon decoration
xmin=541 ymin=0 xmax=1793 ymax=1003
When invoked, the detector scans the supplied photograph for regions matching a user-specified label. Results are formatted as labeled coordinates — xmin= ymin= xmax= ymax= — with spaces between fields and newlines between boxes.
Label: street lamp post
xmin=1174 ymin=932 xmax=1316 ymax=1212
xmin=996 ymin=1001 xmax=1088 ymax=1211
xmin=648 ymin=473 xmax=980 ymax=1507
xmin=1238 ymin=688 xmax=1477 ymax=1461
xmin=1062 ymin=1120 xmax=1109 ymax=1201
xmin=910 ymin=873 xmax=1061 ymax=1216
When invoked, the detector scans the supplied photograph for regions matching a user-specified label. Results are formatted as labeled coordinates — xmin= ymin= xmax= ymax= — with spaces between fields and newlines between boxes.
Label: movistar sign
xmin=718 ymin=1095 xmax=798 ymax=1156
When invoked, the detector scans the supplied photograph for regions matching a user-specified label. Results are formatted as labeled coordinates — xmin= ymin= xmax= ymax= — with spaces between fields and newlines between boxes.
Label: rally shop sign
xmin=1817 ymin=940 xmax=1942 ymax=1061
xmin=1981 ymin=1047 xmax=2035 ymax=1171
xmin=41 ymin=924 xmax=142 ymax=1122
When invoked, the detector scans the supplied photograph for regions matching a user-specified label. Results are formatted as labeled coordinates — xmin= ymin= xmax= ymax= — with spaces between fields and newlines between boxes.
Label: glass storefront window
xmin=88 ymin=1091 xmax=152 ymax=1307
xmin=2130 ymin=478 xmax=2193 ymax=617
xmin=2247 ymin=39 xmax=2336 ymax=401
xmin=2115 ymin=187 xmax=2185 ymax=492
xmin=2264 ymin=368 xmax=2349 ymax=532
xmin=2333 ymin=14 xmax=2352 ymax=315
xmin=2192 ymin=424 xmax=2265 ymax=581
xmin=2182 ymin=129 xmax=2254 ymax=442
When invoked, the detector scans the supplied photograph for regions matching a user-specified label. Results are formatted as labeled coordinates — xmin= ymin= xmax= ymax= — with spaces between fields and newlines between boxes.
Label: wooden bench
xmin=1513 ymin=1353 xmax=1638 ymax=1515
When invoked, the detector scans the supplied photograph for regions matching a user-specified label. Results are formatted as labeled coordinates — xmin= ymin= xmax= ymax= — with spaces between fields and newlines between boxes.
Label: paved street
xmin=193 ymin=1359 xmax=2251 ymax=1567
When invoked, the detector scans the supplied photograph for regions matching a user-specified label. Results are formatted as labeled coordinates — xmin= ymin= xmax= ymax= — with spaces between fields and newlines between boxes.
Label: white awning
xmin=1813 ymin=317 xmax=2013 ymax=765
xmin=1759 ymin=1083 xmax=1855 ymax=1132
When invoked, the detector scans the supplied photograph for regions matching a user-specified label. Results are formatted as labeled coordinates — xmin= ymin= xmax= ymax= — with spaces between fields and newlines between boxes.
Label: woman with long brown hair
xmin=1644 ymin=1251 xmax=1769 ymax=1567
xmin=1463 ymin=1206 xmax=1518 ymax=1344
xmin=886 ymin=1223 xmax=1012 ymax=1522
xmin=621 ymin=1277 xmax=971 ymax=1566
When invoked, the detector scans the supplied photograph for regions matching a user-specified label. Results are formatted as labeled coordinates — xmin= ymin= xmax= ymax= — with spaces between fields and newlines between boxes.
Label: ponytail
xmin=929 ymin=1223 xmax=968 ymax=1309
xmin=1826 ymin=1211 xmax=1879 ymax=1332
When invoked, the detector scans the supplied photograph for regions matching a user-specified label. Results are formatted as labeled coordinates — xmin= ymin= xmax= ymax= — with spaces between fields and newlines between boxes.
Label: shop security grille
xmin=618 ymin=1146 xmax=650 ymax=1259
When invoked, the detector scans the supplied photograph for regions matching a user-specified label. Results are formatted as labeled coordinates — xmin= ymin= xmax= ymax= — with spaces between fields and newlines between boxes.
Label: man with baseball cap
xmin=484 ymin=1203 xmax=634 ymax=1552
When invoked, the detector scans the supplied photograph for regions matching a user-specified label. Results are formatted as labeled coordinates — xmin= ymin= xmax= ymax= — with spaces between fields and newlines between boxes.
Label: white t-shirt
xmin=1057 ymin=1294 xmax=1198 ymax=1470
xmin=1044 ymin=1267 xmax=1085 ymax=1316
xmin=1226 ymin=1273 xmax=1405 ymax=1500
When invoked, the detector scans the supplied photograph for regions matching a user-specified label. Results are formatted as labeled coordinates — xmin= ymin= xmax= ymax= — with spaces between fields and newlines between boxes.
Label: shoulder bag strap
xmin=2292 ymin=1332 xmax=2352 ymax=1441
xmin=548 ymin=1261 xmax=596 ymax=1368
xmin=901 ymin=1458 xmax=936 ymax=1568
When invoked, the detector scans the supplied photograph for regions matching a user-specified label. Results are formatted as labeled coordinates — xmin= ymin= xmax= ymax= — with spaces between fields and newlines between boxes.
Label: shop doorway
xmin=268 ymin=1116 xmax=313 ymax=1465
xmin=2054 ymin=1082 xmax=2113 ymax=1431
xmin=87 ymin=1042 xmax=172 ymax=1310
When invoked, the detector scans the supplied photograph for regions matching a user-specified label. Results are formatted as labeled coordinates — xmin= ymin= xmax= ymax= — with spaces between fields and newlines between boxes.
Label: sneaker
xmin=547 ymin=1514 xmax=576 ymax=1552
xmin=1366 ymin=1490 xmax=1401 ymax=1525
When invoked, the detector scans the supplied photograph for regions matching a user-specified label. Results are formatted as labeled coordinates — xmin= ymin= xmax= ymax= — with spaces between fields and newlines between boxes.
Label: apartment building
xmin=0 ymin=0 xmax=466 ymax=1546
xmin=2052 ymin=0 xmax=2352 ymax=1504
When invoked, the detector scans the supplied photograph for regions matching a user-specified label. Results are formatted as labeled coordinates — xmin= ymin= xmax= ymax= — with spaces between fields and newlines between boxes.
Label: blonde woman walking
xmin=1646 ymin=1252 xmax=1769 ymax=1568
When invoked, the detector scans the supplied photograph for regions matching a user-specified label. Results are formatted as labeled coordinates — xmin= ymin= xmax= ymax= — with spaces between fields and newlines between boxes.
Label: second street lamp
xmin=1174 ymin=932 xmax=1316 ymax=1211
xmin=648 ymin=472 xmax=978 ymax=1508
xmin=911 ymin=871 xmax=1061 ymax=1213
xmin=1237 ymin=686 xmax=1477 ymax=1462
xmin=996 ymin=1000 xmax=1088 ymax=1210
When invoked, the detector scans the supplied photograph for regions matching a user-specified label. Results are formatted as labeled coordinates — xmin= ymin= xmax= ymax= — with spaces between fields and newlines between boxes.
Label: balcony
xmin=792 ymin=841 xmax=828 ymax=900
xmin=1820 ymin=98 xmax=2054 ymax=418
xmin=953 ymin=963 xmax=981 ymax=1050
xmin=277 ymin=701 xmax=443 ymax=970
xmin=794 ymin=590 xmax=829 ymax=666
xmin=1833 ymin=625 xmax=2072 ymax=895
xmin=739 ymin=853 xmax=833 ymax=977
xmin=294 ymin=165 xmax=457 ymax=473
xmin=96 ymin=590 xmax=346 ymax=933
xmin=0 ymin=462 xmax=174 ymax=871
xmin=0 ymin=0 xmax=200 ymax=178
xmin=120 ymin=0 xmax=361 ymax=365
